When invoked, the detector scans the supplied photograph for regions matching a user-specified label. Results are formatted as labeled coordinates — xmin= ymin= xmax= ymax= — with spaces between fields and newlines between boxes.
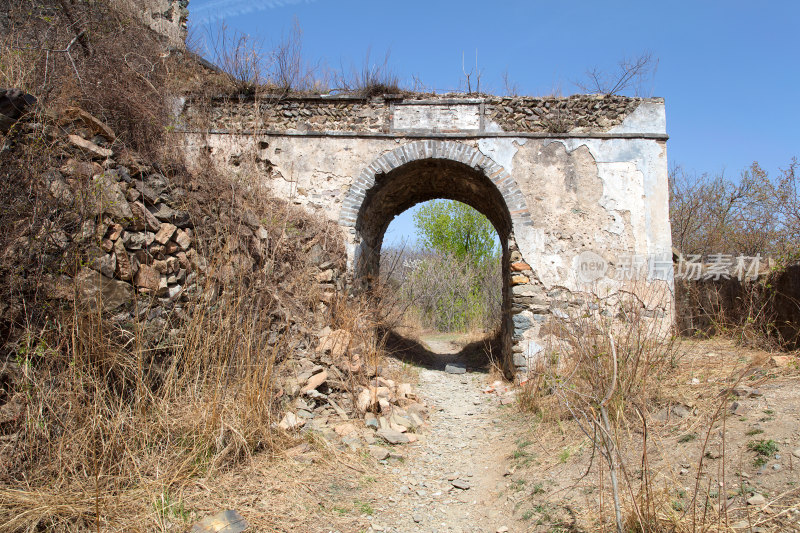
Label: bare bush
xmin=1 ymin=0 xmax=173 ymax=157
xmin=333 ymin=48 xmax=401 ymax=97
xmin=501 ymin=68 xmax=520 ymax=97
xmin=461 ymin=49 xmax=482 ymax=94
xmin=202 ymin=21 xmax=267 ymax=92
xmin=525 ymin=286 xmax=681 ymax=532
xmin=670 ymin=160 xmax=800 ymax=260
xmin=576 ymin=52 xmax=658 ymax=96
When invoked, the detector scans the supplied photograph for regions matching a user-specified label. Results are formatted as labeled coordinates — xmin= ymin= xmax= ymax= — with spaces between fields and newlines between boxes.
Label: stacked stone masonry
xmin=187 ymin=94 xmax=654 ymax=136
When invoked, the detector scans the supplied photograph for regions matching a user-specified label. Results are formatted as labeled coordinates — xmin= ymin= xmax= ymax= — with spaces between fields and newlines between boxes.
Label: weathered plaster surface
xmin=177 ymin=94 xmax=672 ymax=375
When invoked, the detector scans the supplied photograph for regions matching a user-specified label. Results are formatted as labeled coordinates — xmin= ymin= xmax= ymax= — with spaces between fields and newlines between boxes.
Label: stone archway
xmin=338 ymin=140 xmax=533 ymax=375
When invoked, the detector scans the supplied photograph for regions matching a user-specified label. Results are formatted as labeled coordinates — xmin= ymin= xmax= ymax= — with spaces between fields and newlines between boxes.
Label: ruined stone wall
xmin=176 ymin=94 xmax=673 ymax=375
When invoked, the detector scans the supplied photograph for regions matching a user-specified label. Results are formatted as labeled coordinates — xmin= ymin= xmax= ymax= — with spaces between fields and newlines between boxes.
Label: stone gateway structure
xmin=177 ymin=94 xmax=673 ymax=375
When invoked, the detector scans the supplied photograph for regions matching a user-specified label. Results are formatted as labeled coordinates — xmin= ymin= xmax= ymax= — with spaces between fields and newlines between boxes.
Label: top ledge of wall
xmin=186 ymin=92 xmax=666 ymax=136
xmin=198 ymin=93 xmax=664 ymax=105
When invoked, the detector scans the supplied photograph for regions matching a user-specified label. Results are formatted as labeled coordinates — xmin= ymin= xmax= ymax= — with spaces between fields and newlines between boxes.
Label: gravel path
xmin=367 ymin=337 xmax=520 ymax=533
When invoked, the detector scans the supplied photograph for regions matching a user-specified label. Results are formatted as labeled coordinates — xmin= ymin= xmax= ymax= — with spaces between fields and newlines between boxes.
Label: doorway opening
xmin=380 ymin=199 xmax=504 ymax=371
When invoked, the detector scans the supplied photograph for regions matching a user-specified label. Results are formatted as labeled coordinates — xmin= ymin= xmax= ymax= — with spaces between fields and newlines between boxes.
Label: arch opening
xmin=356 ymin=158 xmax=512 ymax=281
xmin=349 ymin=153 xmax=520 ymax=375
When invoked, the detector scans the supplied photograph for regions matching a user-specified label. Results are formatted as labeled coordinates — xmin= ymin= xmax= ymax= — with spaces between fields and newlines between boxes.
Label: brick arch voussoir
xmin=338 ymin=140 xmax=532 ymax=229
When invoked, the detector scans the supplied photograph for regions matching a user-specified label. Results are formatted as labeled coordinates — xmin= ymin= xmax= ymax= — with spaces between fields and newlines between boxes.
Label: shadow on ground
xmin=381 ymin=329 xmax=502 ymax=372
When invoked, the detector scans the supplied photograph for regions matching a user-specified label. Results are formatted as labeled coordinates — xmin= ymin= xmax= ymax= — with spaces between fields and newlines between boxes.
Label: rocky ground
xmin=362 ymin=334 xmax=521 ymax=533
xmin=185 ymin=335 xmax=800 ymax=533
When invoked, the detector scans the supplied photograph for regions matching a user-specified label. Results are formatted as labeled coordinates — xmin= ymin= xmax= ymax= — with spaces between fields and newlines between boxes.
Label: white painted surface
xmin=609 ymin=101 xmax=667 ymax=135
xmin=393 ymin=104 xmax=481 ymax=131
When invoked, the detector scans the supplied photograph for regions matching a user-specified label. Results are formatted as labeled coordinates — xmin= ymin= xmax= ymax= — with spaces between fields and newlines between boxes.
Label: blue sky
xmin=189 ymin=0 xmax=800 ymax=247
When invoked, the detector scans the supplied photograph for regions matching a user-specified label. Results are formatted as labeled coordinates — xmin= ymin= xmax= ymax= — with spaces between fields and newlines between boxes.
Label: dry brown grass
xmin=511 ymin=298 xmax=800 ymax=533
xmin=0 ymin=8 xmax=376 ymax=526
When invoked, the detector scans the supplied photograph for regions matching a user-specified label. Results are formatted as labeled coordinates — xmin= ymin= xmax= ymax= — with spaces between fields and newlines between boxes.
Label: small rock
xmin=334 ymin=423 xmax=356 ymax=437
xmin=315 ymin=269 xmax=335 ymax=283
xmin=167 ymin=284 xmax=182 ymax=299
xmin=114 ymin=239 xmax=136 ymax=281
xmin=412 ymin=514 xmax=422 ymax=523
xmin=278 ymin=412 xmax=304 ymax=430
xmin=390 ymin=412 xmax=413 ymax=430
xmin=376 ymin=428 xmax=410 ymax=444
xmin=445 ymin=363 xmax=466 ymax=374
xmin=157 ymin=275 xmax=168 ymax=297
xmin=792 ymin=448 xmax=800 ymax=459
xmin=68 ymin=134 xmax=113 ymax=159
xmin=175 ymin=228 xmax=192 ymax=250
xmin=63 ymin=107 xmax=117 ymax=141
xmin=76 ymin=267 xmax=133 ymax=310
xmin=747 ymin=493 xmax=766 ymax=506
xmin=91 ymin=173 xmax=133 ymax=220
xmin=364 ymin=413 xmax=379 ymax=430
xmin=772 ymin=464 xmax=781 ymax=471
xmin=317 ymin=329 xmax=351 ymax=358
xmin=154 ymin=222 xmax=177 ymax=245
xmin=510 ymin=262 xmax=530 ymax=272
xmin=730 ymin=401 xmax=748 ymax=416
xmin=130 ymin=201 xmax=161 ymax=232
xmin=511 ymin=274 xmax=529 ymax=285
xmin=284 ymin=442 xmax=310 ymax=457
xmin=768 ymin=355 xmax=793 ymax=368
xmin=368 ymin=445 xmax=389 ymax=461
xmin=301 ymin=370 xmax=327 ymax=393
xmin=190 ymin=509 xmax=248 ymax=533
xmin=451 ymin=479 xmax=471 ymax=490
xmin=97 ymin=252 xmax=116 ymax=279
xmin=107 ymin=224 xmax=124 ymax=241
xmin=396 ymin=383 xmax=413 ymax=399
xmin=134 ymin=263 xmax=161 ymax=291
xmin=60 ymin=158 xmax=102 ymax=179
xmin=496 ymin=527 xmax=509 ymax=533
xmin=672 ymin=404 xmax=691 ymax=418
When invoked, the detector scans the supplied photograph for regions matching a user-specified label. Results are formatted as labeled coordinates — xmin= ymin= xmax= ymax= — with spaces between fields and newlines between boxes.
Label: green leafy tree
xmin=412 ymin=200 xmax=498 ymax=262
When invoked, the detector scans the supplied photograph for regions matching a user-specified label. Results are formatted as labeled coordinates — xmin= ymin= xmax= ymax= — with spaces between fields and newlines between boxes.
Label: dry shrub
xmin=0 ymin=164 xmax=349 ymax=532
xmin=521 ymin=284 xmax=681 ymax=532
xmin=0 ymin=277 xmax=297 ymax=531
xmin=0 ymin=3 xmax=378 ymax=531
xmin=333 ymin=48 xmax=402 ymax=97
xmin=524 ymin=286 xmax=680 ymax=418
xmin=0 ymin=93 xmax=350 ymax=533
xmin=670 ymin=160 xmax=800 ymax=260
xmin=675 ymin=262 xmax=800 ymax=351
xmin=1 ymin=0 xmax=177 ymax=158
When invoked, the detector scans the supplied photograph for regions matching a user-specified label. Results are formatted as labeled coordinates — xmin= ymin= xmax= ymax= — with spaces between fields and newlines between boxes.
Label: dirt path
xmin=366 ymin=334 xmax=521 ymax=533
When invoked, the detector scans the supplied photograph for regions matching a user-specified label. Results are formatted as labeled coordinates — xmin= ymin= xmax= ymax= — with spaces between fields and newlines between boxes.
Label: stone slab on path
xmin=377 ymin=428 xmax=410 ymax=444
xmin=444 ymin=363 xmax=466 ymax=374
